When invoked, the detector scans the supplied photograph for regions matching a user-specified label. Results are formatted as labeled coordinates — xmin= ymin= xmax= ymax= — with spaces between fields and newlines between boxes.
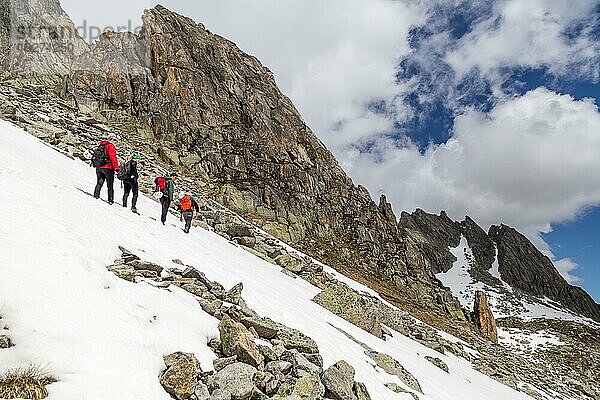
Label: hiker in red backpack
xmin=177 ymin=191 xmax=200 ymax=234
xmin=92 ymin=134 xmax=119 ymax=204
xmin=154 ymin=173 xmax=176 ymax=225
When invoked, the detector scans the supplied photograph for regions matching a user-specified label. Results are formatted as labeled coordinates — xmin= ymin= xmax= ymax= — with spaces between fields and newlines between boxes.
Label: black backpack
xmin=117 ymin=161 xmax=132 ymax=180
xmin=91 ymin=144 xmax=109 ymax=168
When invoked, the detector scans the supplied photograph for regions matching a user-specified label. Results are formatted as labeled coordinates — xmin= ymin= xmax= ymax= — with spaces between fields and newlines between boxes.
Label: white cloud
xmin=554 ymin=258 xmax=582 ymax=285
xmin=346 ymin=88 xmax=600 ymax=242
xmin=445 ymin=0 xmax=600 ymax=83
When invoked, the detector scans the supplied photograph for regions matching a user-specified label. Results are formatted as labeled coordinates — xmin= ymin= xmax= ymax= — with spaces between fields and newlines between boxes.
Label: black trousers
xmin=123 ymin=179 xmax=139 ymax=208
xmin=160 ymin=196 xmax=171 ymax=223
xmin=94 ymin=168 xmax=115 ymax=203
xmin=182 ymin=211 xmax=194 ymax=233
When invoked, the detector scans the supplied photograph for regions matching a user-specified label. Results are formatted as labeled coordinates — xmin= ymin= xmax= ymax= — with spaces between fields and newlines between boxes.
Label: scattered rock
xmin=384 ymin=383 xmax=419 ymax=400
xmin=366 ymin=351 xmax=422 ymax=393
xmin=425 ymin=356 xmax=449 ymax=373
xmin=219 ymin=316 xmax=265 ymax=368
xmin=159 ymin=352 xmax=201 ymax=400
xmin=291 ymin=374 xmax=325 ymax=400
xmin=276 ymin=326 xmax=319 ymax=354
xmin=353 ymin=382 xmax=372 ymax=400
xmin=210 ymin=362 xmax=257 ymax=400
xmin=313 ymin=283 xmax=383 ymax=338
xmin=213 ymin=355 xmax=237 ymax=371
xmin=241 ymin=317 xmax=279 ymax=339
xmin=225 ymin=283 xmax=244 ymax=305
xmin=321 ymin=361 xmax=357 ymax=400
xmin=0 ymin=335 xmax=12 ymax=349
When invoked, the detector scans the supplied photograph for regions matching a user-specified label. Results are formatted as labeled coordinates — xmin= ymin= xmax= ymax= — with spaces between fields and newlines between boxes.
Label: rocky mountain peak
xmin=489 ymin=224 xmax=600 ymax=321
xmin=0 ymin=0 xmax=87 ymax=77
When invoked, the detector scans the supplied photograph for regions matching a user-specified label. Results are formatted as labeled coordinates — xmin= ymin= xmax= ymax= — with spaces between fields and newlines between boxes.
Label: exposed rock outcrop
xmin=489 ymin=224 xmax=600 ymax=321
xmin=472 ymin=291 xmax=498 ymax=343
xmin=160 ymin=352 xmax=201 ymax=400
xmin=0 ymin=0 xmax=87 ymax=77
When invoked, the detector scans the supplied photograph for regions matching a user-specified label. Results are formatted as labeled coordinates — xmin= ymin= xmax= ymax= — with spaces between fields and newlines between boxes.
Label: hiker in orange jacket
xmin=177 ymin=191 xmax=199 ymax=234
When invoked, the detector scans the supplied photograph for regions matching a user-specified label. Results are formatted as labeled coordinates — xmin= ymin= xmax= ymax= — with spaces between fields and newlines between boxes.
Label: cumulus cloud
xmin=554 ymin=258 xmax=582 ymax=285
xmin=445 ymin=0 xmax=600 ymax=84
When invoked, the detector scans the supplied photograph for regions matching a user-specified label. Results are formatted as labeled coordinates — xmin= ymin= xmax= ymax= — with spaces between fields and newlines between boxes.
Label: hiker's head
xmin=170 ymin=172 xmax=177 ymax=180
xmin=130 ymin=154 xmax=141 ymax=161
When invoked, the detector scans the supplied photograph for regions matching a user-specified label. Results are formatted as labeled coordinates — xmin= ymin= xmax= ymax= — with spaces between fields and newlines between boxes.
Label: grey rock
xmin=225 ymin=282 xmax=244 ymax=305
xmin=366 ymin=351 xmax=421 ymax=393
xmin=266 ymin=361 xmax=293 ymax=376
xmin=424 ymin=356 xmax=449 ymax=373
xmin=280 ymin=349 xmax=322 ymax=377
xmin=219 ymin=315 xmax=264 ymax=368
xmin=384 ymin=383 xmax=419 ymax=400
xmin=213 ymin=355 xmax=237 ymax=371
xmin=291 ymin=374 xmax=325 ymax=400
xmin=0 ymin=335 xmax=12 ymax=349
xmin=210 ymin=362 xmax=257 ymax=400
xmin=192 ymin=382 xmax=210 ymax=400
xmin=353 ymin=382 xmax=372 ymax=400
xmin=240 ymin=317 xmax=279 ymax=339
xmin=313 ymin=283 xmax=383 ymax=338
xmin=159 ymin=352 xmax=201 ymax=400
xmin=276 ymin=326 xmax=319 ymax=354
xmin=209 ymin=389 xmax=232 ymax=400
xmin=321 ymin=361 xmax=356 ymax=400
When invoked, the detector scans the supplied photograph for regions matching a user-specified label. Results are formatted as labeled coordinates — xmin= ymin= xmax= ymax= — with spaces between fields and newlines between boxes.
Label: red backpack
xmin=154 ymin=177 xmax=168 ymax=194
xmin=180 ymin=195 xmax=192 ymax=211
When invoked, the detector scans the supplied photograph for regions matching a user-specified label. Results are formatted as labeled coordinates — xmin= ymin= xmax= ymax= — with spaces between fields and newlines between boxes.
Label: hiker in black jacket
xmin=119 ymin=155 xmax=140 ymax=213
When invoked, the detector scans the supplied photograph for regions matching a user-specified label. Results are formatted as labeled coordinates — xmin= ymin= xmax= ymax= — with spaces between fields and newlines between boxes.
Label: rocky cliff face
xmin=60 ymin=5 xmax=466 ymax=323
xmin=400 ymin=209 xmax=600 ymax=322
xmin=489 ymin=225 xmax=600 ymax=321
xmin=0 ymin=0 xmax=87 ymax=77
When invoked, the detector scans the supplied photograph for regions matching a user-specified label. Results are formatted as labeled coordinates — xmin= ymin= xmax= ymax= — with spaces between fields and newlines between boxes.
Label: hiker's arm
xmin=131 ymin=162 xmax=138 ymax=179
xmin=192 ymin=198 xmax=200 ymax=212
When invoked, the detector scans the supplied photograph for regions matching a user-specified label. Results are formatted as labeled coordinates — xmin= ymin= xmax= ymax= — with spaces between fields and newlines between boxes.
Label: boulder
xmin=209 ymin=389 xmax=232 ymax=400
xmin=292 ymin=374 xmax=325 ymax=400
xmin=128 ymin=259 xmax=164 ymax=274
xmin=276 ymin=326 xmax=319 ymax=354
xmin=274 ymin=254 xmax=307 ymax=274
xmin=159 ymin=352 xmax=201 ymax=400
xmin=313 ymin=283 xmax=383 ymax=338
xmin=0 ymin=335 xmax=12 ymax=349
xmin=219 ymin=316 xmax=264 ymax=367
xmin=240 ymin=317 xmax=279 ymax=339
xmin=213 ymin=355 xmax=237 ymax=371
xmin=424 ymin=356 xmax=449 ymax=373
xmin=210 ymin=362 xmax=257 ymax=400
xmin=225 ymin=283 xmax=244 ymax=305
xmin=191 ymin=382 xmax=210 ymax=400
xmin=353 ymin=382 xmax=372 ymax=400
xmin=321 ymin=361 xmax=356 ymax=400
xmin=472 ymin=291 xmax=498 ymax=343
xmin=280 ymin=349 xmax=322 ymax=377
xmin=366 ymin=351 xmax=421 ymax=393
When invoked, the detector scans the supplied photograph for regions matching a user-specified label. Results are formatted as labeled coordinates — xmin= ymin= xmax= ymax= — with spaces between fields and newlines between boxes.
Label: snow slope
xmin=0 ymin=121 xmax=535 ymax=399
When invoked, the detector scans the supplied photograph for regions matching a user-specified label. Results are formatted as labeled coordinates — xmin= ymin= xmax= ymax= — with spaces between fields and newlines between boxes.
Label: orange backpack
xmin=180 ymin=195 xmax=192 ymax=211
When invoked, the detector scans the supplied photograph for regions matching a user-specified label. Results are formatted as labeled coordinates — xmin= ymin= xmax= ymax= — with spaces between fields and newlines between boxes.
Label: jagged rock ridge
xmin=400 ymin=209 xmax=600 ymax=322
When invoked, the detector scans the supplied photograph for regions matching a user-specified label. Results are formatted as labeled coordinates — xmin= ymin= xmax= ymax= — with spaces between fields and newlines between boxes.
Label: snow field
xmin=0 ymin=121 xmax=535 ymax=399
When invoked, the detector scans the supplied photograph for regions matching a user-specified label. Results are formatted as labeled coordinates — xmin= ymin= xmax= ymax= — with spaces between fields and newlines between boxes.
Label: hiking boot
xmin=131 ymin=207 xmax=138 ymax=213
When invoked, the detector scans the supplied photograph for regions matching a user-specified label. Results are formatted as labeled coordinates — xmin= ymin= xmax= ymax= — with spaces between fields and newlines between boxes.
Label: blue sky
xmin=62 ymin=0 xmax=600 ymax=301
